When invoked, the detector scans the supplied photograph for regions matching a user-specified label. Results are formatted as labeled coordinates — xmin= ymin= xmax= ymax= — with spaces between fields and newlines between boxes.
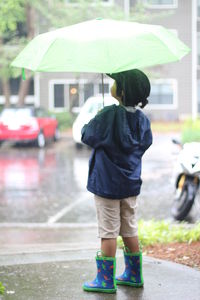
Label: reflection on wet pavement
xmin=0 ymin=135 xmax=199 ymax=224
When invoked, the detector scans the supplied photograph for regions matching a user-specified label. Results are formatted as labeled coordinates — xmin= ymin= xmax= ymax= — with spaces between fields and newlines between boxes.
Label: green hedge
xmin=117 ymin=220 xmax=200 ymax=248
xmin=49 ymin=111 xmax=76 ymax=131
xmin=181 ymin=119 xmax=200 ymax=143
xmin=0 ymin=282 xmax=5 ymax=295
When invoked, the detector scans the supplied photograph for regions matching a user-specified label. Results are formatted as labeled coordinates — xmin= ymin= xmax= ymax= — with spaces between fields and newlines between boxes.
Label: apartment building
xmin=0 ymin=0 xmax=198 ymax=120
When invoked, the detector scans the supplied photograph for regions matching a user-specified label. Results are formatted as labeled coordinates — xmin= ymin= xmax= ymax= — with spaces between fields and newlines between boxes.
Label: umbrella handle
xmin=101 ymin=73 xmax=104 ymax=107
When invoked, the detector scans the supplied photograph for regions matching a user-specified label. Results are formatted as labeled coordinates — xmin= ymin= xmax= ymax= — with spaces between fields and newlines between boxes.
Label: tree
xmin=0 ymin=0 xmax=26 ymax=106
xmin=0 ymin=0 xmax=156 ymax=107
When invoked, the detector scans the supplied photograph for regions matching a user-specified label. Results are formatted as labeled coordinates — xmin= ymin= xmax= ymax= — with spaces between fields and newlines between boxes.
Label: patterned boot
xmin=116 ymin=248 xmax=144 ymax=287
xmin=83 ymin=251 xmax=117 ymax=293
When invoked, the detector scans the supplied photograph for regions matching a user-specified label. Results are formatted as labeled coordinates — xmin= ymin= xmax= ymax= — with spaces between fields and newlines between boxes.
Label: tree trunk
xmin=17 ymin=4 xmax=35 ymax=106
xmin=2 ymin=79 xmax=11 ymax=107
xmin=17 ymin=77 xmax=31 ymax=106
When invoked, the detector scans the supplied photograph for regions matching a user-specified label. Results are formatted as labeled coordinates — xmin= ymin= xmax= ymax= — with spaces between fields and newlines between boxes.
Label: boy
xmin=82 ymin=69 xmax=152 ymax=293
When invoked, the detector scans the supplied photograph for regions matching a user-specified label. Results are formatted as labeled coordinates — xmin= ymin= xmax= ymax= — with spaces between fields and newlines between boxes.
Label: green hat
xmin=107 ymin=69 xmax=151 ymax=108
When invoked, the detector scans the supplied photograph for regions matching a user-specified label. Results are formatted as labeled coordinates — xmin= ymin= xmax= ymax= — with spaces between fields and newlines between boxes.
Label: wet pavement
xmin=0 ymin=252 xmax=200 ymax=300
xmin=0 ymin=133 xmax=199 ymax=225
xmin=1 ymin=134 xmax=200 ymax=300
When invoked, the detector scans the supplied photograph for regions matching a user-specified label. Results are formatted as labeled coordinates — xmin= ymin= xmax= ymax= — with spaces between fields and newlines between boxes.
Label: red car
xmin=0 ymin=106 xmax=59 ymax=148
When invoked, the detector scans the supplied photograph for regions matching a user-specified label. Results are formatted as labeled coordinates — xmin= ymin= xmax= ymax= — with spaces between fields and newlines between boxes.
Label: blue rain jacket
xmin=81 ymin=104 xmax=152 ymax=199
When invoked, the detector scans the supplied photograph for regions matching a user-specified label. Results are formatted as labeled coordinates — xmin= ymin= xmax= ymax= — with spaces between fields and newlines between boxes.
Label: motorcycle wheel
xmin=171 ymin=176 xmax=196 ymax=221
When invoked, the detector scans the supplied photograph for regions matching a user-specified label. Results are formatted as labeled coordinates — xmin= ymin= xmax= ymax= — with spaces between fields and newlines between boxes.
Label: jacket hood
xmin=112 ymin=106 xmax=152 ymax=153
xmin=107 ymin=69 xmax=151 ymax=108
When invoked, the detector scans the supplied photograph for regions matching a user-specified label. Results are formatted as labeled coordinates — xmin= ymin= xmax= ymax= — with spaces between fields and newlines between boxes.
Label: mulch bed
xmin=143 ymin=241 xmax=200 ymax=270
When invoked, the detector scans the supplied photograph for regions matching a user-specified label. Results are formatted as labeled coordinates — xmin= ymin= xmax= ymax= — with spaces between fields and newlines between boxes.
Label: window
xmin=198 ymin=34 xmax=200 ymax=66
xmin=99 ymin=83 xmax=109 ymax=94
xmin=84 ymin=84 xmax=94 ymax=102
xmin=0 ymin=78 xmax=34 ymax=96
xmin=144 ymin=0 xmax=178 ymax=9
xmin=198 ymin=0 xmax=200 ymax=18
xmin=65 ymin=0 xmax=113 ymax=6
xmin=148 ymin=80 xmax=177 ymax=108
xmin=54 ymin=84 xmax=65 ymax=108
xmin=50 ymin=79 xmax=113 ymax=110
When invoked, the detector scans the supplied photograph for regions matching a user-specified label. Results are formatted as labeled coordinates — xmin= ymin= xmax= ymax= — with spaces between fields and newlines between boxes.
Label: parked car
xmin=72 ymin=94 xmax=118 ymax=147
xmin=0 ymin=106 xmax=59 ymax=148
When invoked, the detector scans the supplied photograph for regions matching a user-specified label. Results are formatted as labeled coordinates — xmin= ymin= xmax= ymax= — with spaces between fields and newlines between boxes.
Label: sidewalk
xmin=1 ymin=249 xmax=200 ymax=300
xmin=0 ymin=226 xmax=200 ymax=300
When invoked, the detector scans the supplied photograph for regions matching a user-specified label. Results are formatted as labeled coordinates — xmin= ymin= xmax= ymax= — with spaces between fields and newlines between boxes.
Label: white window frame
xmin=65 ymin=0 xmax=113 ymax=7
xmin=49 ymin=78 xmax=113 ymax=111
xmin=197 ymin=32 xmax=200 ymax=68
xmin=198 ymin=0 xmax=200 ymax=20
xmin=144 ymin=0 xmax=178 ymax=9
xmin=145 ymin=79 xmax=178 ymax=110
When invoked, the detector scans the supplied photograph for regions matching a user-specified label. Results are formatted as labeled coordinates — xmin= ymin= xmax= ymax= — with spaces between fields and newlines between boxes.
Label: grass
xmin=151 ymin=121 xmax=184 ymax=133
xmin=0 ymin=282 xmax=5 ymax=295
xmin=117 ymin=220 xmax=200 ymax=248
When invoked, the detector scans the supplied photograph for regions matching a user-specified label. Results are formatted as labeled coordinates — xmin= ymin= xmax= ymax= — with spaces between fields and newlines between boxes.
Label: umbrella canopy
xmin=11 ymin=19 xmax=190 ymax=74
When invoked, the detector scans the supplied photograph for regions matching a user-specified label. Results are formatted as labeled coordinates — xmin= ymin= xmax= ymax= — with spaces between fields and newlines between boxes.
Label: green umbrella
xmin=11 ymin=18 xmax=190 ymax=76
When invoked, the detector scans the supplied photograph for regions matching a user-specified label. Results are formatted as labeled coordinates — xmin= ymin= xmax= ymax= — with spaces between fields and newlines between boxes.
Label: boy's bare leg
xmin=122 ymin=236 xmax=140 ymax=253
xmin=101 ymin=238 xmax=117 ymax=257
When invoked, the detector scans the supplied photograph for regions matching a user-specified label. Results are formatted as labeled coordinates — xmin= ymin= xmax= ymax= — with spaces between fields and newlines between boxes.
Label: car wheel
xmin=54 ymin=126 xmax=60 ymax=142
xmin=37 ymin=131 xmax=46 ymax=148
xmin=75 ymin=143 xmax=83 ymax=150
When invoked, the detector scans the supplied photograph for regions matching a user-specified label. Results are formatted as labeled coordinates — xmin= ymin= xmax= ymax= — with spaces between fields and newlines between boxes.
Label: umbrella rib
xmin=35 ymin=38 xmax=59 ymax=71
xmin=152 ymin=28 xmax=189 ymax=60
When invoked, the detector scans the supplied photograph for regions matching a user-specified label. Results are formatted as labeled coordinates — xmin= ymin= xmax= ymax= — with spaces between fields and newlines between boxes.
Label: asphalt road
xmin=0 ymin=133 xmax=199 ymax=225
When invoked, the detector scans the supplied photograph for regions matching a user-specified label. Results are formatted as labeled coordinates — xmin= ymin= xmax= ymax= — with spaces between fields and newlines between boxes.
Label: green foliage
xmin=49 ymin=111 xmax=76 ymax=131
xmin=181 ymin=119 xmax=200 ymax=143
xmin=0 ymin=282 xmax=5 ymax=295
xmin=32 ymin=0 xmax=124 ymax=33
xmin=0 ymin=0 xmax=25 ymax=33
xmin=117 ymin=220 xmax=200 ymax=248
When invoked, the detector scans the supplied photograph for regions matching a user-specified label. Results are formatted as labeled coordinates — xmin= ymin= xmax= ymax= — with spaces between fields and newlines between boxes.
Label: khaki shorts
xmin=95 ymin=195 xmax=138 ymax=239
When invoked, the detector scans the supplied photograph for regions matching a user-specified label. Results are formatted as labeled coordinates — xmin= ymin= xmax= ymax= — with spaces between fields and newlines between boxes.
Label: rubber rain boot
xmin=83 ymin=251 xmax=117 ymax=293
xmin=116 ymin=248 xmax=144 ymax=287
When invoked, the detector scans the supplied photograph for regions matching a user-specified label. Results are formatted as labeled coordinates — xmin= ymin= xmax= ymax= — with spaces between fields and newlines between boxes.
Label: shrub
xmin=49 ymin=111 xmax=76 ymax=131
xmin=117 ymin=220 xmax=200 ymax=248
xmin=181 ymin=119 xmax=200 ymax=143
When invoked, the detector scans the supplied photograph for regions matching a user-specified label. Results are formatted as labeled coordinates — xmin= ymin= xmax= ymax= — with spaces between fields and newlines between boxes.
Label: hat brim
xmin=106 ymin=73 xmax=121 ymax=82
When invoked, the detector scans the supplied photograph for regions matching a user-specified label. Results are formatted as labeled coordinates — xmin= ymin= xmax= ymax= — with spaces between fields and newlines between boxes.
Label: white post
xmin=34 ymin=73 xmax=40 ymax=107
xmin=124 ymin=0 xmax=130 ymax=20
xmin=192 ymin=0 xmax=198 ymax=120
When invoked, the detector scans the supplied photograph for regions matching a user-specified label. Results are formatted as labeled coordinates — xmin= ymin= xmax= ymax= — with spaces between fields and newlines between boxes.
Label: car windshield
xmin=82 ymin=96 xmax=118 ymax=115
xmin=0 ymin=108 xmax=33 ymax=121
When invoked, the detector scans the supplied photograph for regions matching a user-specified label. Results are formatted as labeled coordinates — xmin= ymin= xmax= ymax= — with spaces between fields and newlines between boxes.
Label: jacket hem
xmin=87 ymin=186 xmax=140 ymax=199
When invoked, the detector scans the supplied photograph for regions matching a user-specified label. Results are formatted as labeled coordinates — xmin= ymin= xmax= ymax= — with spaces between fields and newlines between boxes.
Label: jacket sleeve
xmin=139 ymin=117 xmax=153 ymax=150
xmin=81 ymin=107 xmax=110 ymax=148
xmin=81 ymin=118 xmax=99 ymax=148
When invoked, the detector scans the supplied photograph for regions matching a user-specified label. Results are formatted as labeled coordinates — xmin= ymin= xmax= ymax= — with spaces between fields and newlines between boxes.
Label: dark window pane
xmin=99 ymin=83 xmax=109 ymax=94
xmin=9 ymin=77 xmax=34 ymax=95
xmin=54 ymin=84 xmax=64 ymax=108
xmin=28 ymin=78 xmax=34 ymax=95
xmin=149 ymin=83 xmax=173 ymax=104
xmin=69 ymin=84 xmax=79 ymax=108
xmin=10 ymin=78 xmax=20 ymax=95
xmin=84 ymin=83 xmax=94 ymax=102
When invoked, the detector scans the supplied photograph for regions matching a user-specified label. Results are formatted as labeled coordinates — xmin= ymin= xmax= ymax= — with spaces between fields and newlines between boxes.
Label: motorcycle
xmin=171 ymin=139 xmax=200 ymax=221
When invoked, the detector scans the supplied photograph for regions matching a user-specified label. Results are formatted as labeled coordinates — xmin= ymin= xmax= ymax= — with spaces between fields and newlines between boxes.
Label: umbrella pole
xmin=101 ymin=73 xmax=105 ymax=107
